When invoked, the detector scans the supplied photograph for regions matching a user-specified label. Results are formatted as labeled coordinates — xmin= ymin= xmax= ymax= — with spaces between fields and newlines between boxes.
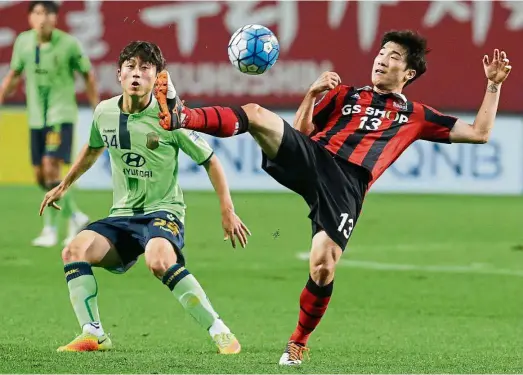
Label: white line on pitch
xmin=333 ymin=241 xmax=518 ymax=253
xmin=296 ymin=252 xmax=523 ymax=277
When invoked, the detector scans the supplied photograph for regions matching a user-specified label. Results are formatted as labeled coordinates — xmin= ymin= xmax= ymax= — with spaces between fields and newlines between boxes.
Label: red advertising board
xmin=0 ymin=0 xmax=521 ymax=112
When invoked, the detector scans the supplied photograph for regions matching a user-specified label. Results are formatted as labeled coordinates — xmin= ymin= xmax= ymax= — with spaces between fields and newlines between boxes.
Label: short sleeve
xmin=312 ymin=85 xmax=344 ymax=131
xmin=418 ymin=105 xmax=458 ymax=144
xmin=10 ymin=34 xmax=25 ymax=73
xmin=69 ymin=38 xmax=92 ymax=74
xmin=174 ymin=129 xmax=214 ymax=165
xmin=88 ymin=106 xmax=105 ymax=148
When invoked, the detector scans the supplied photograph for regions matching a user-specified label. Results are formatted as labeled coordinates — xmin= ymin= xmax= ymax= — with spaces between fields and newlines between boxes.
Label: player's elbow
xmin=8 ymin=69 xmax=21 ymax=80
xmin=476 ymin=137 xmax=488 ymax=144
xmin=471 ymin=132 xmax=489 ymax=144
xmin=452 ymin=129 xmax=489 ymax=144
xmin=202 ymin=154 xmax=218 ymax=170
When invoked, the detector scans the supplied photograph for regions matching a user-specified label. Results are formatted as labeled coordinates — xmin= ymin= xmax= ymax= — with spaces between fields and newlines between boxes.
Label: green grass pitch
xmin=0 ymin=186 xmax=521 ymax=373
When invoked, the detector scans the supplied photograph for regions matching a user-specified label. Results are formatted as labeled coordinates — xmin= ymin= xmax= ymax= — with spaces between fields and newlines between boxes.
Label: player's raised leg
xmin=57 ymin=230 xmax=119 ymax=352
xmin=154 ymin=72 xmax=285 ymax=160
xmin=279 ymin=231 xmax=342 ymax=365
xmin=144 ymin=237 xmax=241 ymax=354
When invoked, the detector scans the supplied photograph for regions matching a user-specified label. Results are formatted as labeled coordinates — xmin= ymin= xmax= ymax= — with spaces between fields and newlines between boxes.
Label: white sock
xmin=166 ymin=71 xmax=176 ymax=99
xmin=208 ymin=318 xmax=231 ymax=337
xmin=82 ymin=321 xmax=105 ymax=336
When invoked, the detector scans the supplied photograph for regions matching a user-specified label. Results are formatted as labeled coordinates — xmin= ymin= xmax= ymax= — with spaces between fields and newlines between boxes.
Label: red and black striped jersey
xmin=311 ymin=85 xmax=458 ymax=185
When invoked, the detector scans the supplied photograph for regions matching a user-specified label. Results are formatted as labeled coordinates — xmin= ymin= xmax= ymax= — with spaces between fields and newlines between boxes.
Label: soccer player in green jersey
xmin=39 ymin=40 xmax=250 ymax=353
xmin=0 ymin=1 xmax=99 ymax=247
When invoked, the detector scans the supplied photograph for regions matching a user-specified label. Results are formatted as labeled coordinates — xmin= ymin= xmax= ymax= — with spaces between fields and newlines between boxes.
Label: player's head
xmin=372 ymin=30 xmax=428 ymax=91
xmin=28 ymin=1 xmax=58 ymax=37
xmin=117 ymin=41 xmax=166 ymax=98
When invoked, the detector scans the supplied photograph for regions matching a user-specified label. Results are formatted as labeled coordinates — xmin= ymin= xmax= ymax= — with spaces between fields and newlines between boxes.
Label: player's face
xmin=372 ymin=42 xmax=416 ymax=91
xmin=29 ymin=5 xmax=56 ymax=37
xmin=118 ymin=57 xmax=157 ymax=98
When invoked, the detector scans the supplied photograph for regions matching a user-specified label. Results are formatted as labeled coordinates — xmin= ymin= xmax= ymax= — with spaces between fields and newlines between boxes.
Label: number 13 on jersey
xmin=337 ymin=213 xmax=354 ymax=239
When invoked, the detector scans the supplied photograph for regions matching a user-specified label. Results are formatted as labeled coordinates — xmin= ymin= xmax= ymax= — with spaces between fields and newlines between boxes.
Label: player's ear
xmin=50 ymin=13 xmax=57 ymax=27
xmin=117 ymin=69 xmax=122 ymax=82
xmin=405 ymin=69 xmax=416 ymax=82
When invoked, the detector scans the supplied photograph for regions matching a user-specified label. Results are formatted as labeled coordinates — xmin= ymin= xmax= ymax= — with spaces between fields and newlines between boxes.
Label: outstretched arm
xmin=39 ymin=145 xmax=105 ymax=215
xmin=203 ymin=154 xmax=251 ymax=248
xmin=449 ymin=49 xmax=512 ymax=144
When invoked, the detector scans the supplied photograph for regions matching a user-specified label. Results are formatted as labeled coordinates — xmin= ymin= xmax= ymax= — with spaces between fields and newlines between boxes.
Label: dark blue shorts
xmin=30 ymin=123 xmax=73 ymax=166
xmin=85 ymin=211 xmax=185 ymax=274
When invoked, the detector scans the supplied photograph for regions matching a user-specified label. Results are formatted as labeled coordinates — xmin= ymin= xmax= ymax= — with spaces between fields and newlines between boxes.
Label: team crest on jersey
xmin=393 ymin=101 xmax=408 ymax=111
xmin=146 ymin=132 xmax=160 ymax=150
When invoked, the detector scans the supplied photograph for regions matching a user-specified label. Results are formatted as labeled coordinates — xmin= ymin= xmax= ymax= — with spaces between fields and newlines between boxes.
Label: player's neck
xmin=373 ymin=86 xmax=403 ymax=96
xmin=121 ymin=94 xmax=151 ymax=114
xmin=36 ymin=31 xmax=52 ymax=44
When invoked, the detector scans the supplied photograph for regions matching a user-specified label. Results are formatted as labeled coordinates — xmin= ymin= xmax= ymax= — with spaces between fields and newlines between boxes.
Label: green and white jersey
xmin=10 ymin=29 xmax=91 ymax=128
xmin=89 ymin=95 xmax=214 ymax=222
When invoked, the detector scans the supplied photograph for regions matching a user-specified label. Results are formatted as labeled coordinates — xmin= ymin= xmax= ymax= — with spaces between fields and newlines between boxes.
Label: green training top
xmin=89 ymin=95 xmax=214 ymax=222
xmin=10 ymin=29 xmax=91 ymax=128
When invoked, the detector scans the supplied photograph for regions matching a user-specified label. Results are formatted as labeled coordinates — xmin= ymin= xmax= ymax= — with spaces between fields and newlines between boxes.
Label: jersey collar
xmin=356 ymin=86 xmax=408 ymax=104
xmin=31 ymin=29 xmax=59 ymax=45
xmin=118 ymin=94 xmax=157 ymax=116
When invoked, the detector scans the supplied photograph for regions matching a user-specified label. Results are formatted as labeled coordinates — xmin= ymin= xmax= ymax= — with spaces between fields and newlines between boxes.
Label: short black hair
xmin=118 ymin=41 xmax=166 ymax=73
xmin=28 ymin=1 xmax=59 ymax=14
xmin=380 ymin=30 xmax=429 ymax=86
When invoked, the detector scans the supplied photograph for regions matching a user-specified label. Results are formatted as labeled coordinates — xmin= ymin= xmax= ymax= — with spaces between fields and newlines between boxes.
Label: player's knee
xmin=241 ymin=103 xmax=270 ymax=130
xmin=144 ymin=238 xmax=178 ymax=279
xmin=62 ymin=242 xmax=89 ymax=264
xmin=146 ymin=257 xmax=174 ymax=279
xmin=35 ymin=175 xmax=46 ymax=190
xmin=42 ymin=169 xmax=59 ymax=184
xmin=42 ymin=158 xmax=61 ymax=183
xmin=310 ymin=258 xmax=336 ymax=285
xmin=310 ymin=232 xmax=342 ymax=284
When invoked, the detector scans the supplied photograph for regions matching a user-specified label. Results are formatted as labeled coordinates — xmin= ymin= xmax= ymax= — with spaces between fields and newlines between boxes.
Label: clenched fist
xmin=308 ymin=71 xmax=342 ymax=96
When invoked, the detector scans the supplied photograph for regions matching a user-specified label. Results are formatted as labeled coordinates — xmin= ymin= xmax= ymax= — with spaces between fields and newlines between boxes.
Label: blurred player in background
xmin=0 ymin=1 xmax=98 ymax=247
xmin=155 ymin=30 xmax=512 ymax=365
xmin=40 ymin=41 xmax=249 ymax=354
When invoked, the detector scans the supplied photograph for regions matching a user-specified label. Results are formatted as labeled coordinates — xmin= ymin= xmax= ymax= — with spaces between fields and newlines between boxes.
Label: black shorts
xmin=262 ymin=122 xmax=370 ymax=250
xmin=85 ymin=210 xmax=186 ymax=274
xmin=30 ymin=123 xmax=73 ymax=166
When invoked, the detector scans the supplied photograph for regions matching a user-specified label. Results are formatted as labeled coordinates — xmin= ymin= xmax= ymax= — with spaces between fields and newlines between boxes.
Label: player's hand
xmin=39 ymin=184 xmax=65 ymax=216
xmin=309 ymin=71 xmax=341 ymax=96
xmin=222 ymin=209 xmax=251 ymax=249
xmin=483 ymin=49 xmax=512 ymax=85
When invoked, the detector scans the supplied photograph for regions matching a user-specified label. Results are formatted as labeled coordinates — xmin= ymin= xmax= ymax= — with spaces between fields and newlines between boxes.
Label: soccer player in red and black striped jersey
xmin=154 ymin=30 xmax=512 ymax=365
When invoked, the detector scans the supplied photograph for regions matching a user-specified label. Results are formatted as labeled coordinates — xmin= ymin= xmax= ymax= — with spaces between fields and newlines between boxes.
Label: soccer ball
xmin=227 ymin=24 xmax=280 ymax=75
